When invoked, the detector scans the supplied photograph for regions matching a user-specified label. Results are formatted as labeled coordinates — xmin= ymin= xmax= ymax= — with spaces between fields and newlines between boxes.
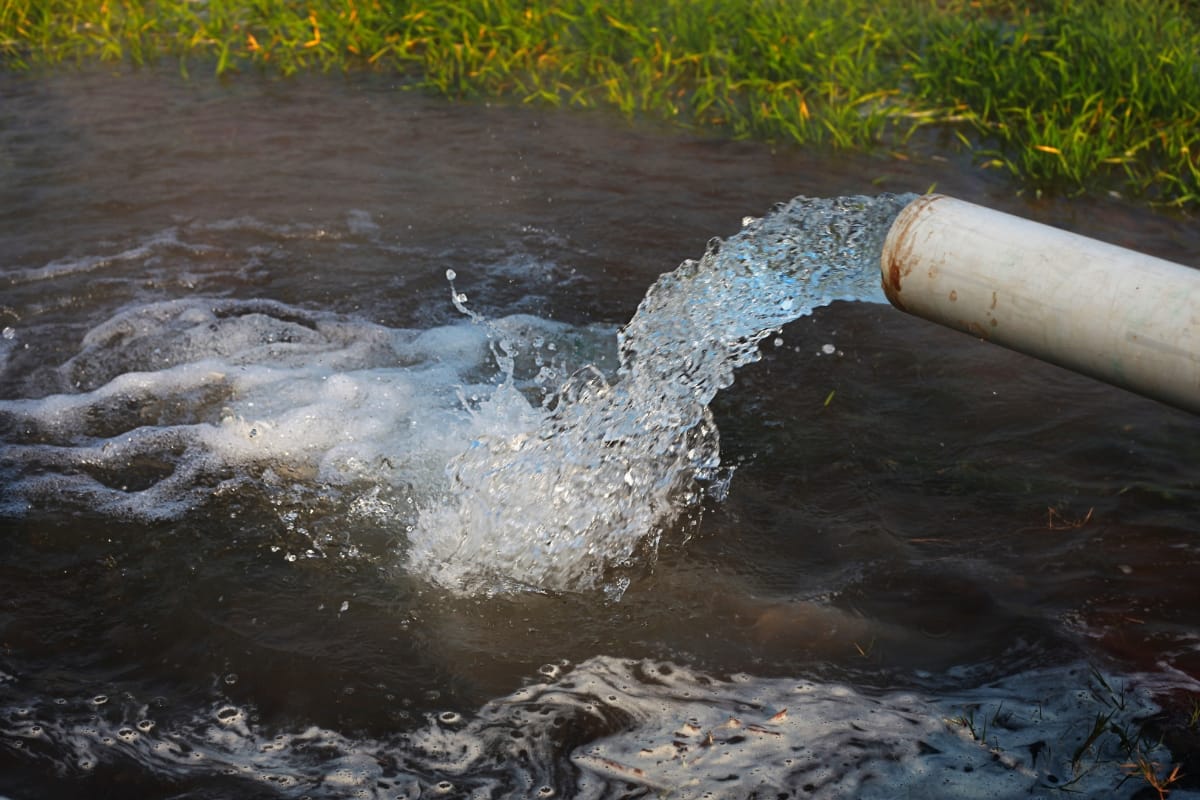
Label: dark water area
xmin=2 ymin=68 xmax=1200 ymax=799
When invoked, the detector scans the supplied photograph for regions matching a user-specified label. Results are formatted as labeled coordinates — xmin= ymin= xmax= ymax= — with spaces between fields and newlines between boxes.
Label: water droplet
xmin=445 ymin=269 xmax=456 ymax=281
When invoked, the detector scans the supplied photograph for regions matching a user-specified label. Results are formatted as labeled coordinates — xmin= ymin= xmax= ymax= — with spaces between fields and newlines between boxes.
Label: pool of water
xmin=2 ymin=68 xmax=1200 ymax=799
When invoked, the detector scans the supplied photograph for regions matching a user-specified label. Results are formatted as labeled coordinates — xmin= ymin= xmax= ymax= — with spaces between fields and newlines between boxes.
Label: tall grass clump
xmin=401 ymin=0 xmax=925 ymax=148
xmin=912 ymin=0 xmax=1200 ymax=205
xmin=1 ymin=0 xmax=1198 ymax=206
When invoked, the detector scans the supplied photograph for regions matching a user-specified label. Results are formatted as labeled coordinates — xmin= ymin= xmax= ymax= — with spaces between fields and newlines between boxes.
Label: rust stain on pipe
xmin=881 ymin=194 xmax=945 ymax=313
xmin=965 ymin=321 xmax=991 ymax=340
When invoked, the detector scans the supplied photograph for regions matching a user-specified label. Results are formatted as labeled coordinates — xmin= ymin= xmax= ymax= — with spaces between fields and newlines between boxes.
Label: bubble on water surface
xmin=215 ymin=706 xmax=243 ymax=724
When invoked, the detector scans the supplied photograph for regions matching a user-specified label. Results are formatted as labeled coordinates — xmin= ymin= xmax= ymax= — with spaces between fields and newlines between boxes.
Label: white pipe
xmin=880 ymin=194 xmax=1200 ymax=414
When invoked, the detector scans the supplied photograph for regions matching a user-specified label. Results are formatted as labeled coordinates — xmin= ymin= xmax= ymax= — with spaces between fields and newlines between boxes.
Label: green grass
xmin=2 ymin=0 xmax=1199 ymax=206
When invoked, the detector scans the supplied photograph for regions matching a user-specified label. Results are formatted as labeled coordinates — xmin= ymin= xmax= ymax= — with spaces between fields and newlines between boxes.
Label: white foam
xmin=0 ymin=297 xmax=616 ymax=529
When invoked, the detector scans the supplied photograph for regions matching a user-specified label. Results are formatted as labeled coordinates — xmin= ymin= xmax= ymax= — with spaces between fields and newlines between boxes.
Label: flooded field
xmin=2 ymin=69 xmax=1200 ymax=798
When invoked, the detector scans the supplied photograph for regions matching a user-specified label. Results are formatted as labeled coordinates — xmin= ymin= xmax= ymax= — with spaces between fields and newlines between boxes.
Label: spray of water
xmin=409 ymin=194 xmax=915 ymax=596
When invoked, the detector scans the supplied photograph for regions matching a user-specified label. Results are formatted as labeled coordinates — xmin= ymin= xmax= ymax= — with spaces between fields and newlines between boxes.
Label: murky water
xmin=3 ymin=68 xmax=1200 ymax=799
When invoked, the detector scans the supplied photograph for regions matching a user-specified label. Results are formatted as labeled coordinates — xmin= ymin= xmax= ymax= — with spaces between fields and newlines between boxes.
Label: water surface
xmin=2 ymin=68 xmax=1200 ymax=799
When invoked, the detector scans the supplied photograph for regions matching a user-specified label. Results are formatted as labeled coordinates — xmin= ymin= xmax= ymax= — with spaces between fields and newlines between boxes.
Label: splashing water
xmin=409 ymin=194 xmax=915 ymax=595
xmin=0 ymin=194 xmax=913 ymax=595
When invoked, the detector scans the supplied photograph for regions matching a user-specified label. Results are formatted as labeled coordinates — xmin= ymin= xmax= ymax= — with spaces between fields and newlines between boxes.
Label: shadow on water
xmin=2 ymin=67 xmax=1200 ymax=798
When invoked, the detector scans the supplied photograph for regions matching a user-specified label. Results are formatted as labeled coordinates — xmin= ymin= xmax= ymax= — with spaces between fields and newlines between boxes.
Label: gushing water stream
xmin=410 ymin=194 xmax=913 ymax=596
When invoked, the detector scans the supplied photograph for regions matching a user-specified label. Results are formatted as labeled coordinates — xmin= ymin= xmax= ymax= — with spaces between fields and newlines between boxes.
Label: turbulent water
xmin=2 ymin=655 xmax=1179 ymax=799
xmin=3 ymin=192 xmax=1195 ymax=799
xmin=410 ymin=194 xmax=913 ymax=595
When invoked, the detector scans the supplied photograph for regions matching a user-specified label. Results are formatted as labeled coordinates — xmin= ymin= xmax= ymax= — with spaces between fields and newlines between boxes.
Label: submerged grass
xmin=2 ymin=0 xmax=1198 ymax=206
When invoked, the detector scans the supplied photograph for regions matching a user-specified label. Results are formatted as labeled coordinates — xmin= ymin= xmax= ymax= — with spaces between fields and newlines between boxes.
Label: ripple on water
xmin=0 ymin=657 xmax=1182 ymax=799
